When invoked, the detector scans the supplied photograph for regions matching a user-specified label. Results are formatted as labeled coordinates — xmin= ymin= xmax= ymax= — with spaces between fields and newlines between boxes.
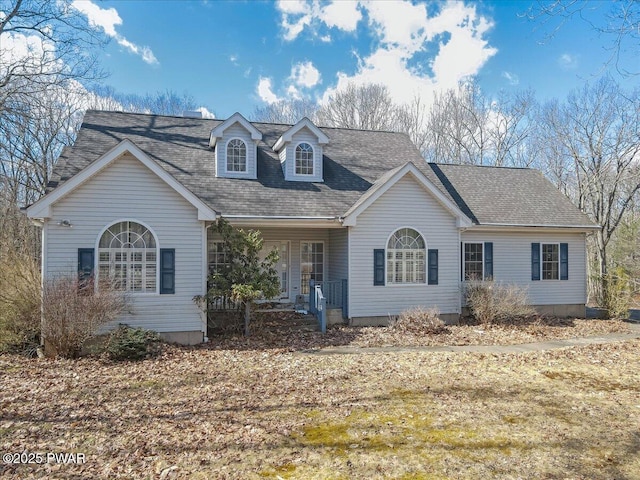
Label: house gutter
xmin=221 ymin=215 xmax=343 ymax=228
xmin=468 ymin=223 xmax=600 ymax=233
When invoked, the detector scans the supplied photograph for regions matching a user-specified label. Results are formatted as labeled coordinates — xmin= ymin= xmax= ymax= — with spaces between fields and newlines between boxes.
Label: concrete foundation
xmin=349 ymin=312 xmax=460 ymax=327
xmin=158 ymin=330 xmax=204 ymax=345
xmin=531 ymin=304 xmax=586 ymax=318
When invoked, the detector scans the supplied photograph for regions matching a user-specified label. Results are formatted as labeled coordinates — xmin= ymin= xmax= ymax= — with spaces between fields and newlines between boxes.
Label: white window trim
xmin=224 ymin=137 xmax=248 ymax=174
xmin=94 ymin=219 xmax=160 ymax=295
xmin=540 ymin=242 xmax=561 ymax=281
xmin=300 ymin=240 xmax=326 ymax=295
xmin=293 ymin=141 xmax=315 ymax=177
xmin=385 ymin=227 xmax=427 ymax=286
xmin=462 ymin=241 xmax=484 ymax=282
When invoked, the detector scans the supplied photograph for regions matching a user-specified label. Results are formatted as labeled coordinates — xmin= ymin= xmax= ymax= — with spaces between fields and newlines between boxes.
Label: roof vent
xmin=183 ymin=110 xmax=202 ymax=118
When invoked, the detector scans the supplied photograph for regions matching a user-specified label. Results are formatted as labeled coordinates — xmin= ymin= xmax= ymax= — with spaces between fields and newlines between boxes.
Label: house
xmin=26 ymin=110 xmax=598 ymax=344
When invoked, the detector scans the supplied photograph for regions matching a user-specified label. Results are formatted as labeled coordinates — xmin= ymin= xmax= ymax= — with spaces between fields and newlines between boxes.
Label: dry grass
xmin=1 ymin=319 xmax=639 ymax=479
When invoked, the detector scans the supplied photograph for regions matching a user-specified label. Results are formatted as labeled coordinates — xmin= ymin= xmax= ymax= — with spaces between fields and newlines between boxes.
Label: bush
xmin=465 ymin=282 xmax=535 ymax=324
xmin=105 ymin=324 xmax=162 ymax=361
xmin=603 ymin=267 xmax=631 ymax=319
xmin=0 ymin=254 xmax=41 ymax=355
xmin=42 ymin=275 xmax=130 ymax=358
xmin=390 ymin=307 xmax=448 ymax=334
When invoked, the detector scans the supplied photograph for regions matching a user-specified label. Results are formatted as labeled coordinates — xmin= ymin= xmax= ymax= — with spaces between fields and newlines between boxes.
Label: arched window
xmin=226 ymin=138 xmax=247 ymax=172
xmin=295 ymin=142 xmax=314 ymax=175
xmin=387 ymin=228 xmax=426 ymax=284
xmin=98 ymin=221 xmax=157 ymax=292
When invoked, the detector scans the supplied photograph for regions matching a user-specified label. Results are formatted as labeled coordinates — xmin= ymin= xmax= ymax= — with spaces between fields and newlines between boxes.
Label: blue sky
xmin=69 ymin=0 xmax=637 ymax=119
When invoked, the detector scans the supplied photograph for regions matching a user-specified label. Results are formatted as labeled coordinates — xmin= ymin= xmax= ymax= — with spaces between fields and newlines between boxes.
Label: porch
xmin=206 ymin=224 xmax=349 ymax=333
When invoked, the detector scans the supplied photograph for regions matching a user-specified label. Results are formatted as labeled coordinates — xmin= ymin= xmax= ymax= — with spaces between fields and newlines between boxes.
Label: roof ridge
xmin=428 ymin=161 xmax=533 ymax=171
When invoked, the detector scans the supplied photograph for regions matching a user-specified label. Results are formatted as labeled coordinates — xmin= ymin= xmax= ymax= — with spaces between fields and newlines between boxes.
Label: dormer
xmin=273 ymin=117 xmax=329 ymax=183
xmin=209 ymin=112 xmax=262 ymax=179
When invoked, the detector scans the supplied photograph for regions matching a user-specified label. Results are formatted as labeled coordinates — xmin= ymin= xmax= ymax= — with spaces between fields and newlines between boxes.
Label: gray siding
xmin=349 ymin=176 xmax=461 ymax=317
xmin=328 ymin=228 xmax=348 ymax=282
xmin=461 ymin=230 xmax=587 ymax=305
xmin=47 ymin=153 xmax=205 ymax=334
xmin=215 ymin=124 xmax=257 ymax=179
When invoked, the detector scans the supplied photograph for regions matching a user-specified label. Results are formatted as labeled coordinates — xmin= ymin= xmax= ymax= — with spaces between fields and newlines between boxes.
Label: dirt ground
xmin=1 ymin=318 xmax=638 ymax=479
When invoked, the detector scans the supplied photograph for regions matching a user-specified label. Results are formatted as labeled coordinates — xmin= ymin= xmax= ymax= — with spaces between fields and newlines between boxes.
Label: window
xmin=98 ymin=221 xmax=157 ymax=293
xmin=208 ymin=240 xmax=228 ymax=274
xmin=542 ymin=243 xmax=559 ymax=280
xmin=226 ymin=138 xmax=247 ymax=172
xmin=301 ymin=241 xmax=323 ymax=294
xmin=295 ymin=142 xmax=314 ymax=175
xmin=464 ymin=243 xmax=483 ymax=280
xmin=387 ymin=228 xmax=426 ymax=284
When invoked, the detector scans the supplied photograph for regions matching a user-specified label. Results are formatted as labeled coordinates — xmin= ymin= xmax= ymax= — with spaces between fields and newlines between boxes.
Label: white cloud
xmin=257 ymin=77 xmax=280 ymax=104
xmin=320 ymin=1 xmax=361 ymax=31
xmin=290 ymin=61 xmax=321 ymax=88
xmin=558 ymin=53 xmax=579 ymax=70
xmin=277 ymin=0 xmax=360 ymax=41
xmin=71 ymin=0 xmax=158 ymax=65
xmin=502 ymin=71 xmax=519 ymax=86
xmin=321 ymin=1 xmax=496 ymax=106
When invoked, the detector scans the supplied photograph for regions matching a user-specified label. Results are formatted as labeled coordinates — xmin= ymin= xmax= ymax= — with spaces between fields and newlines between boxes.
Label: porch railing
xmin=308 ymin=280 xmax=326 ymax=333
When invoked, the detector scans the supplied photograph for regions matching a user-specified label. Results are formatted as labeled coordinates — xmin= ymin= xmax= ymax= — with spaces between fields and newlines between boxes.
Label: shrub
xmin=465 ymin=282 xmax=535 ymax=324
xmin=603 ymin=267 xmax=631 ymax=319
xmin=0 ymin=253 xmax=41 ymax=355
xmin=41 ymin=275 xmax=130 ymax=358
xmin=390 ymin=306 xmax=448 ymax=334
xmin=105 ymin=324 xmax=162 ymax=361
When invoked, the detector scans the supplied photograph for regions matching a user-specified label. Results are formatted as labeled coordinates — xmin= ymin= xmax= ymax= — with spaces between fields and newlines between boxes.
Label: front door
xmin=300 ymin=241 xmax=324 ymax=297
xmin=261 ymin=241 xmax=290 ymax=300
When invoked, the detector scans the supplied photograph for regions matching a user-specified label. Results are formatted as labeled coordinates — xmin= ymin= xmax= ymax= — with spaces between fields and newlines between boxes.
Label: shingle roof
xmin=48 ymin=110 xmax=595 ymax=228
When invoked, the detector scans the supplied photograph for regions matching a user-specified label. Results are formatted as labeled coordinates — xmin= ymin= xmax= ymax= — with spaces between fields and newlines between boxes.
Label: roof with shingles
xmin=48 ymin=110 xmax=595 ymax=228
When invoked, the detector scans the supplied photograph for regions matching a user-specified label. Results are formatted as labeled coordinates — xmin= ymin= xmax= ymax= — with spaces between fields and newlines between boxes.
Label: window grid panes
xmin=207 ymin=240 xmax=228 ymax=274
xmin=301 ymin=242 xmax=323 ymax=294
xmin=542 ymin=243 xmax=559 ymax=280
xmin=226 ymin=138 xmax=247 ymax=172
xmin=98 ymin=221 xmax=157 ymax=293
xmin=295 ymin=143 xmax=314 ymax=175
xmin=386 ymin=228 xmax=426 ymax=284
xmin=464 ymin=243 xmax=483 ymax=280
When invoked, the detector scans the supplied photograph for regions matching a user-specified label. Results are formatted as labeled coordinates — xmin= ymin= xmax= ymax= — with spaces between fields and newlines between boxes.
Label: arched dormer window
xmin=295 ymin=142 xmax=314 ymax=175
xmin=226 ymin=138 xmax=247 ymax=172
xmin=387 ymin=228 xmax=426 ymax=284
xmin=98 ymin=221 xmax=157 ymax=292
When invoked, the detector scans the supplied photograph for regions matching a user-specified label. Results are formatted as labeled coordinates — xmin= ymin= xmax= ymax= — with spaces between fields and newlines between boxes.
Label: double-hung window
xmin=464 ymin=243 xmax=483 ymax=280
xmin=226 ymin=138 xmax=247 ymax=172
xmin=98 ymin=221 xmax=157 ymax=293
xmin=542 ymin=243 xmax=559 ymax=280
xmin=387 ymin=228 xmax=426 ymax=284
xmin=295 ymin=143 xmax=314 ymax=175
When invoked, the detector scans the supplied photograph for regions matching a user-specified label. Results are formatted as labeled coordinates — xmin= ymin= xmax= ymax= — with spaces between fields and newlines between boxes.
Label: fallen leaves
xmin=0 ymin=319 xmax=638 ymax=479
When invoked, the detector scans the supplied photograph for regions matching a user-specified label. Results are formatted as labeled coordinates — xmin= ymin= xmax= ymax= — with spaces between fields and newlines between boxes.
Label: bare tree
xmin=317 ymin=83 xmax=398 ymax=130
xmin=538 ymin=77 xmax=640 ymax=305
xmin=0 ymin=0 xmax=106 ymax=112
xmin=527 ymin=0 xmax=639 ymax=75
xmin=423 ymin=81 xmax=536 ymax=166
xmin=252 ymin=98 xmax=318 ymax=124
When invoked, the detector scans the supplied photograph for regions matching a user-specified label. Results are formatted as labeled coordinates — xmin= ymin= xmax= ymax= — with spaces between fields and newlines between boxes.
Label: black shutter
xmin=460 ymin=242 xmax=464 ymax=281
xmin=531 ymin=243 xmax=540 ymax=281
xmin=78 ymin=248 xmax=94 ymax=290
xmin=428 ymin=249 xmax=438 ymax=285
xmin=160 ymin=248 xmax=175 ymax=294
xmin=484 ymin=242 xmax=493 ymax=280
xmin=373 ymin=249 xmax=385 ymax=286
xmin=560 ymin=243 xmax=569 ymax=280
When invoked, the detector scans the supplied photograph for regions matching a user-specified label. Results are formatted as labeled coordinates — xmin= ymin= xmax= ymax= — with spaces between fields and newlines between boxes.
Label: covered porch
xmin=205 ymin=223 xmax=349 ymax=331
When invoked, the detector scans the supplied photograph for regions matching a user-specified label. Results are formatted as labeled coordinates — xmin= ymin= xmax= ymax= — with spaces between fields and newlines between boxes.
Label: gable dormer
xmin=273 ymin=117 xmax=329 ymax=183
xmin=209 ymin=112 xmax=262 ymax=179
